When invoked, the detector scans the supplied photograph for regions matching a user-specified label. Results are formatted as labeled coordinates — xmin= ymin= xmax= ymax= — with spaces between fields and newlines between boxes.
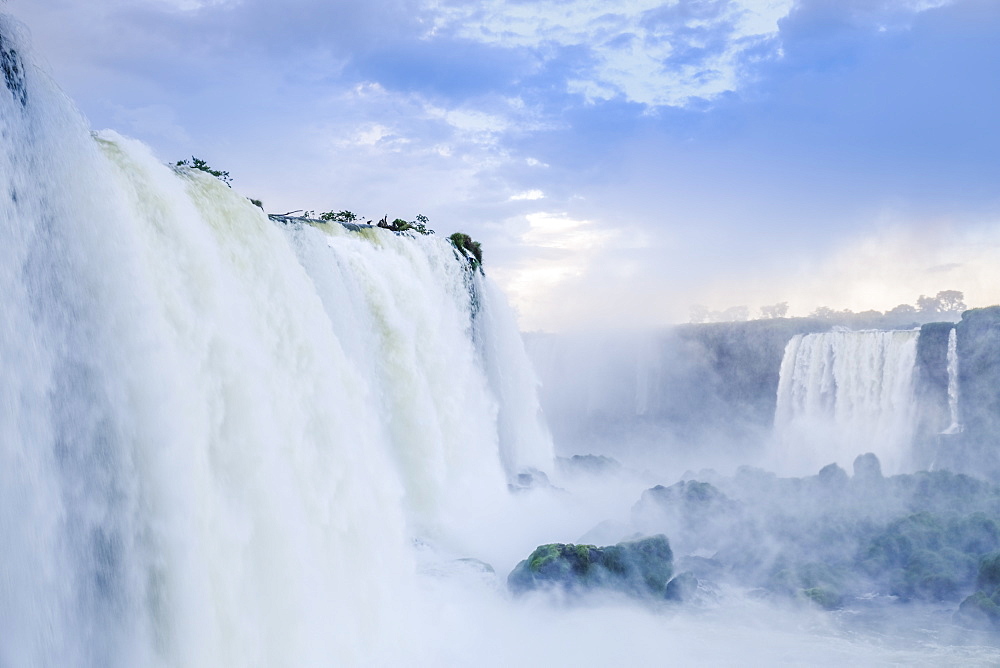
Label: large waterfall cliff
xmin=0 ymin=18 xmax=552 ymax=664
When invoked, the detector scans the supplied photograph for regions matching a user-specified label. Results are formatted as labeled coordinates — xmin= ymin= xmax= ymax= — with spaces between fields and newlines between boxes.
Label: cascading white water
xmin=773 ymin=329 xmax=920 ymax=473
xmin=472 ymin=275 xmax=555 ymax=480
xmin=943 ymin=326 xmax=962 ymax=435
xmin=0 ymin=18 xmax=552 ymax=664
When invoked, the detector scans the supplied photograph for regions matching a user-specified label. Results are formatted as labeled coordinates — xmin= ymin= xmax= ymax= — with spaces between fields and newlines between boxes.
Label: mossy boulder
xmin=858 ymin=512 xmax=995 ymax=601
xmin=801 ymin=587 xmax=842 ymax=610
xmin=959 ymin=589 xmax=1000 ymax=624
xmin=977 ymin=551 xmax=1000 ymax=590
xmin=957 ymin=551 xmax=1000 ymax=627
xmin=766 ymin=560 xmax=848 ymax=609
xmin=508 ymin=535 xmax=673 ymax=598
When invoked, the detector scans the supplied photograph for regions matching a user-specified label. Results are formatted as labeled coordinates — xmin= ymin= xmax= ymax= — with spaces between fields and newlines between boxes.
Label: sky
xmin=5 ymin=0 xmax=1000 ymax=331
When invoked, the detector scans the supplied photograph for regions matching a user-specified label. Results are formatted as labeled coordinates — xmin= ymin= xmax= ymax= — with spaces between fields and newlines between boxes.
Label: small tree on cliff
xmin=175 ymin=157 xmax=232 ymax=187
xmin=448 ymin=232 xmax=483 ymax=269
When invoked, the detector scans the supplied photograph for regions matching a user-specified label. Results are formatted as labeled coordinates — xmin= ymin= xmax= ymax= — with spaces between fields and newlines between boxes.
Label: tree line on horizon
xmin=690 ymin=290 xmax=969 ymax=326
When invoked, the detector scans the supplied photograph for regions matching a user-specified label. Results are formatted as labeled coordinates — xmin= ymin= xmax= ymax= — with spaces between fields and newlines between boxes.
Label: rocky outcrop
xmin=524 ymin=319 xmax=832 ymax=455
xmin=507 ymin=535 xmax=673 ymax=599
xmin=956 ymin=308 xmax=1000 ymax=439
xmin=926 ymin=307 xmax=1000 ymax=477
xmin=957 ymin=551 xmax=1000 ymax=626
xmin=914 ymin=321 xmax=954 ymax=442
xmin=556 ymin=454 xmax=622 ymax=476
xmin=632 ymin=480 xmax=745 ymax=557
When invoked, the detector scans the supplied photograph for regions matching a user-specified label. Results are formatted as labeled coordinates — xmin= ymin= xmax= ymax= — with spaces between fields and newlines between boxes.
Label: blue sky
xmin=7 ymin=0 xmax=1000 ymax=330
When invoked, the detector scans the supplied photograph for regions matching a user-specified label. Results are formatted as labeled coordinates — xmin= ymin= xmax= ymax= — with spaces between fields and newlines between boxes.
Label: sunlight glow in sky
xmin=7 ymin=0 xmax=1000 ymax=330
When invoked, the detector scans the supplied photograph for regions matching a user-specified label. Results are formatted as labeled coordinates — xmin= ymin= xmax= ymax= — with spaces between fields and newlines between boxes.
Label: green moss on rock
xmin=508 ymin=535 xmax=673 ymax=599
xmin=801 ymin=587 xmax=842 ymax=610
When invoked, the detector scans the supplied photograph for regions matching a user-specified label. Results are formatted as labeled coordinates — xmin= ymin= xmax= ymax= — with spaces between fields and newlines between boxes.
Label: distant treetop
xmin=690 ymin=290 xmax=969 ymax=325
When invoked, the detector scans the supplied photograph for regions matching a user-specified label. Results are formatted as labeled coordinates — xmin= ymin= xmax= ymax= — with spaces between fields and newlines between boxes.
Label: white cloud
xmin=509 ymin=190 xmax=544 ymax=201
xmin=521 ymin=211 xmax=616 ymax=251
xmin=430 ymin=0 xmax=796 ymax=106
xmin=346 ymin=124 xmax=408 ymax=148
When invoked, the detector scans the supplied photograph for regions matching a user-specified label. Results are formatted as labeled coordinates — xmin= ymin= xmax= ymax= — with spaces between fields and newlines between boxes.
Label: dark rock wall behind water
xmin=529 ymin=309 xmax=1000 ymax=478
xmin=913 ymin=321 xmax=955 ymax=466
xmin=525 ymin=319 xmax=832 ymax=458
xmin=940 ymin=307 xmax=1000 ymax=477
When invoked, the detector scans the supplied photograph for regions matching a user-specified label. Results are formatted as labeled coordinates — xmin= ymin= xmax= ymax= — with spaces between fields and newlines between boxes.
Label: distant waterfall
xmin=942 ymin=327 xmax=962 ymax=434
xmin=0 ymin=16 xmax=552 ymax=664
xmin=773 ymin=329 xmax=920 ymax=473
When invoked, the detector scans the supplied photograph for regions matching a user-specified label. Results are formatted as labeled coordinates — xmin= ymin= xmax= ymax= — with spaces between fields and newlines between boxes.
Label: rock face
xmin=507 ymin=535 xmax=673 ymax=599
xmin=926 ymin=307 xmax=1000 ymax=477
xmin=524 ymin=319 xmax=832 ymax=456
xmin=956 ymin=307 xmax=1000 ymax=436
xmin=852 ymin=453 xmax=883 ymax=486
xmin=616 ymin=462 xmax=1000 ymax=619
xmin=671 ymin=319 xmax=832 ymax=434
xmin=631 ymin=480 xmax=743 ymax=556
xmin=957 ymin=306 xmax=1000 ymax=446
xmin=528 ymin=309 xmax=1000 ymax=480
xmin=914 ymin=321 xmax=954 ymax=435
xmin=663 ymin=572 xmax=699 ymax=602
xmin=556 ymin=454 xmax=622 ymax=476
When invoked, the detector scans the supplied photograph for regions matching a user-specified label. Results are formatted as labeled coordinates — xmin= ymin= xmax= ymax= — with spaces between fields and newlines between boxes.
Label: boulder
xmin=957 ymin=551 xmax=1000 ymax=627
xmin=508 ymin=535 xmax=673 ymax=599
xmin=852 ymin=453 xmax=883 ymax=485
xmin=556 ymin=454 xmax=622 ymax=476
xmin=632 ymin=480 xmax=743 ymax=555
xmin=664 ymin=572 xmax=699 ymax=602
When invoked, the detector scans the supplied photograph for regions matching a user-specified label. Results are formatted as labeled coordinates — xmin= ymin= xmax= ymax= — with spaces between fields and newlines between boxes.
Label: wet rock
xmin=508 ymin=535 xmax=673 ymax=599
xmin=556 ymin=454 xmax=622 ymax=476
xmin=664 ymin=572 xmax=699 ymax=602
xmin=852 ymin=453 xmax=883 ymax=485
xmin=800 ymin=587 xmax=842 ymax=610
xmin=632 ymin=480 xmax=744 ymax=555
xmin=957 ymin=551 xmax=1000 ymax=627
xmin=508 ymin=467 xmax=559 ymax=493
xmin=816 ymin=463 xmax=849 ymax=490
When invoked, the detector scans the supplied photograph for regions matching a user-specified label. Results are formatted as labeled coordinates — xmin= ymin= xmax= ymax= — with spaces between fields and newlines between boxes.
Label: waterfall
xmin=773 ymin=329 xmax=920 ymax=473
xmin=471 ymin=275 xmax=555 ymax=480
xmin=942 ymin=327 xmax=962 ymax=435
xmin=0 ymin=17 xmax=551 ymax=664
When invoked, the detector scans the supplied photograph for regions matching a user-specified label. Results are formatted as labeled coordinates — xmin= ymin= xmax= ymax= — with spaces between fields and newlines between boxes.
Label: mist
xmin=515 ymin=312 xmax=1000 ymax=661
